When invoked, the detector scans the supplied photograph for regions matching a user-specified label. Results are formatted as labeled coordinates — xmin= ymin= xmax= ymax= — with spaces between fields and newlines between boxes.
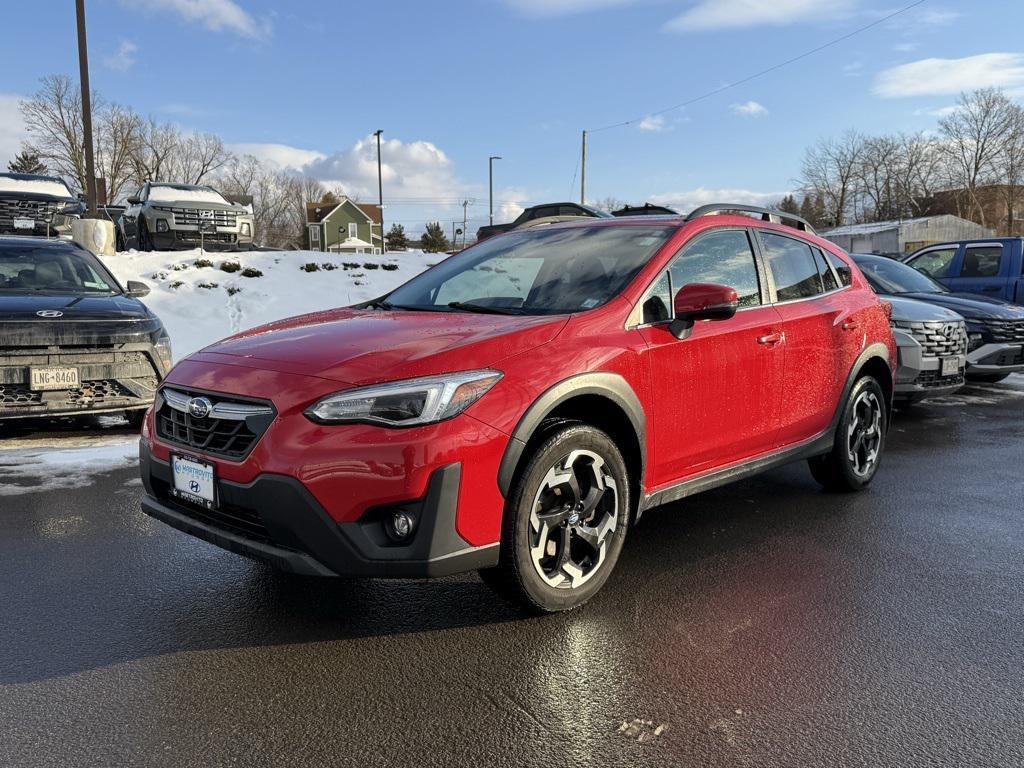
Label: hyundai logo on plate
xmin=35 ymin=310 xmax=63 ymax=318
xmin=187 ymin=396 xmax=214 ymax=419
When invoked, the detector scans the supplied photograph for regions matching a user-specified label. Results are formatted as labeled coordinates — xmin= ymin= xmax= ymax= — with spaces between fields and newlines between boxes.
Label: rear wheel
xmin=966 ymin=372 xmax=1009 ymax=383
xmin=809 ymin=376 xmax=886 ymax=492
xmin=479 ymin=424 xmax=630 ymax=613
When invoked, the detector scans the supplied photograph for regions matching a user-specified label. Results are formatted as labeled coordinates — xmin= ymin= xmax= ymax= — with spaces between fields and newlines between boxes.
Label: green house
xmin=306 ymin=197 xmax=383 ymax=254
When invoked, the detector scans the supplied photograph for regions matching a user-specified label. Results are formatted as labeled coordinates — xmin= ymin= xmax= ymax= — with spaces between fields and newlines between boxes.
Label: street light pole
xmin=373 ymin=129 xmax=384 ymax=253
xmin=488 ymin=155 xmax=502 ymax=225
xmin=75 ymin=0 xmax=98 ymax=216
xmin=580 ymin=130 xmax=587 ymax=206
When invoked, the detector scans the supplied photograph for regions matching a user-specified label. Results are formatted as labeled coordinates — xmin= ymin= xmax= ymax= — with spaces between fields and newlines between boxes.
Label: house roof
xmin=822 ymin=215 xmax=960 ymax=237
xmin=306 ymin=201 xmax=338 ymax=223
xmin=354 ymin=202 xmax=381 ymax=224
xmin=306 ymin=197 xmax=381 ymax=225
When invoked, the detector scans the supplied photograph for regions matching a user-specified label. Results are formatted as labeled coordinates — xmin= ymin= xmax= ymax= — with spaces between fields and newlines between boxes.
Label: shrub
xmin=363 ymin=262 xmax=380 ymax=270
xmin=169 ymin=280 xmax=184 ymax=289
xmin=241 ymin=267 xmax=263 ymax=278
xmin=197 ymin=281 xmax=219 ymax=289
xmin=354 ymin=280 xmax=364 ymax=286
xmin=342 ymin=262 xmax=360 ymax=269
xmin=151 ymin=271 xmax=168 ymax=280
xmin=226 ymin=286 xmax=242 ymax=296
xmin=382 ymin=263 xmax=399 ymax=271
xmin=194 ymin=258 xmax=214 ymax=268
xmin=351 ymin=272 xmax=365 ymax=278
xmin=321 ymin=262 xmax=338 ymax=271
xmin=219 ymin=261 xmax=241 ymax=273
xmin=171 ymin=263 xmax=189 ymax=271
xmin=301 ymin=263 xmax=320 ymax=272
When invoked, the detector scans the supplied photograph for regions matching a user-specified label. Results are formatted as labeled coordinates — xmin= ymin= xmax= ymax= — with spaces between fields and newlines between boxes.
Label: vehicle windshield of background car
xmin=147 ymin=184 xmax=229 ymax=205
xmin=0 ymin=243 xmax=118 ymax=294
xmin=383 ymin=224 xmax=676 ymax=315
xmin=0 ymin=177 xmax=74 ymax=198
xmin=856 ymin=256 xmax=949 ymax=295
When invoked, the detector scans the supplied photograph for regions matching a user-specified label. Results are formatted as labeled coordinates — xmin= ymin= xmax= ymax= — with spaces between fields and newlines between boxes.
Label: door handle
xmin=757 ymin=331 xmax=783 ymax=345
xmin=841 ymin=320 xmax=859 ymax=331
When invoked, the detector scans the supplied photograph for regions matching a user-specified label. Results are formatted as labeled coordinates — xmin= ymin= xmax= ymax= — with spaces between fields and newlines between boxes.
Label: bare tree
xmin=800 ymin=131 xmax=866 ymax=227
xmin=938 ymin=88 xmax=1018 ymax=227
xmin=19 ymin=75 xmax=88 ymax=192
xmin=94 ymin=103 xmax=141 ymax=203
xmin=218 ymin=155 xmax=304 ymax=249
xmin=997 ymin=104 xmax=1024 ymax=234
xmin=175 ymin=132 xmax=231 ymax=185
xmin=592 ymin=196 xmax=628 ymax=213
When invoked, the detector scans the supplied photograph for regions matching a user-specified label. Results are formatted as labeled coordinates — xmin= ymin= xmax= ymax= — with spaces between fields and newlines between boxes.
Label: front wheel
xmin=479 ymin=424 xmax=630 ymax=613
xmin=137 ymin=220 xmax=153 ymax=252
xmin=809 ymin=376 xmax=887 ymax=492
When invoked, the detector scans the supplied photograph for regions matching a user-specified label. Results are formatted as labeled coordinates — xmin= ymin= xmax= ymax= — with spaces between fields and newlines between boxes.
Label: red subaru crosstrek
xmin=140 ymin=205 xmax=895 ymax=612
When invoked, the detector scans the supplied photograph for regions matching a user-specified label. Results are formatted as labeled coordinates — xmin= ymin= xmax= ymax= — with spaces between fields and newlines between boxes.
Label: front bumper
xmin=966 ymin=343 xmax=1024 ymax=375
xmin=139 ymin=442 xmax=499 ymax=578
xmin=893 ymin=330 xmax=965 ymax=400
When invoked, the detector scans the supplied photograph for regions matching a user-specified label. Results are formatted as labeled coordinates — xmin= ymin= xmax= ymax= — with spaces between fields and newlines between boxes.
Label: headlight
xmin=153 ymin=329 xmax=173 ymax=375
xmin=967 ymin=332 xmax=984 ymax=351
xmin=155 ymin=219 xmax=169 ymax=233
xmin=305 ymin=370 xmax=502 ymax=427
xmin=240 ymin=222 xmax=252 ymax=236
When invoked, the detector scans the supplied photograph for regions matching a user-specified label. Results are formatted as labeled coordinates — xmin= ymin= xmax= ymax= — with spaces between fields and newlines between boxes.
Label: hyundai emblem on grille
xmin=35 ymin=310 xmax=64 ymax=318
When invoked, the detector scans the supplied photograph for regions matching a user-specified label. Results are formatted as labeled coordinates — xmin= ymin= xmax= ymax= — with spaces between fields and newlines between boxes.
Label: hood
xmin=0 ymin=293 xmax=153 ymax=322
xmin=886 ymin=295 xmax=963 ymax=323
xmin=195 ymin=307 xmax=568 ymax=385
xmin=897 ymin=291 xmax=1024 ymax=320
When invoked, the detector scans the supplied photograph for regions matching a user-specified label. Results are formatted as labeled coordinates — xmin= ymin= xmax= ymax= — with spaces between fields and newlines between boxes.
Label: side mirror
xmin=125 ymin=280 xmax=150 ymax=298
xmin=670 ymin=283 xmax=739 ymax=338
xmin=127 ymin=196 xmax=141 ymax=205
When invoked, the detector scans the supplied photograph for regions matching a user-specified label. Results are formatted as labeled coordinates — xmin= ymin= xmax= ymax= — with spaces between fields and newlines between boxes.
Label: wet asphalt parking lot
xmin=1 ymin=377 xmax=1022 ymax=768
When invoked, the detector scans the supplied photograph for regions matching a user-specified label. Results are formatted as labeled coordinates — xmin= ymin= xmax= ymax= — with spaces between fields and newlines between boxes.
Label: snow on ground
xmin=0 ymin=435 xmax=138 ymax=496
xmin=107 ymin=247 xmax=438 ymax=360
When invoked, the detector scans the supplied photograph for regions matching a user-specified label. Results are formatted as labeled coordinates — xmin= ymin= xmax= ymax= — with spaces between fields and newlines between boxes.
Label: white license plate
xmin=171 ymin=455 xmax=217 ymax=509
xmin=941 ymin=357 xmax=959 ymax=376
xmin=14 ymin=217 xmax=34 ymax=229
xmin=29 ymin=367 xmax=79 ymax=391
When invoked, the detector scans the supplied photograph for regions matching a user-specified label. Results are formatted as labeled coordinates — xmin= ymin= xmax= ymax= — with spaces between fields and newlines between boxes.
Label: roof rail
xmin=685 ymin=204 xmax=816 ymax=235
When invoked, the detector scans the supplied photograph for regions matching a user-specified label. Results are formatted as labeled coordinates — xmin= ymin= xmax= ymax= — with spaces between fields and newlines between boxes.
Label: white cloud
xmin=132 ymin=0 xmax=270 ymax=39
xmin=0 ymin=94 xmax=28 ymax=168
xmin=919 ymin=9 xmax=961 ymax=26
xmin=913 ymin=105 xmax=959 ymax=118
xmin=873 ymin=53 xmax=1024 ymax=98
xmin=842 ymin=61 xmax=863 ymax=77
xmin=503 ymin=0 xmax=637 ymax=16
xmin=731 ymin=100 xmax=768 ymax=117
xmin=638 ymin=115 xmax=667 ymax=132
xmin=228 ymin=143 xmax=326 ymax=171
xmin=104 ymin=40 xmax=138 ymax=72
xmin=667 ymin=0 xmax=857 ymax=32
xmin=649 ymin=187 xmax=789 ymax=213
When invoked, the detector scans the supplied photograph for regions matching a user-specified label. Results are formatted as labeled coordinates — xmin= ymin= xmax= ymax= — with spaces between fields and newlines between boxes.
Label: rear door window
xmin=959 ymin=245 xmax=1003 ymax=277
xmin=812 ymin=247 xmax=839 ymax=291
xmin=909 ymin=247 xmax=957 ymax=278
xmin=825 ymin=251 xmax=853 ymax=286
xmin=759 ymin=232 xmax=823 ymax=301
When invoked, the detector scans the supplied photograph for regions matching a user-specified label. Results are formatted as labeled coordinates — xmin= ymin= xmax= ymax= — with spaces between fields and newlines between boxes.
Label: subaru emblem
xmin=187 ymin=396 xmax=213 ymax=419
xmin=36 ymin=310 xmax=63 ymax=318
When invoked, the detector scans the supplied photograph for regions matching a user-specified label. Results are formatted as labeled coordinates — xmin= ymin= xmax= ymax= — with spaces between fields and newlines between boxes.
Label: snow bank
xmin=106 ymin=248 xmax=438 ymax=360
xmin=0 ymin=436 xmax=138 ymax=496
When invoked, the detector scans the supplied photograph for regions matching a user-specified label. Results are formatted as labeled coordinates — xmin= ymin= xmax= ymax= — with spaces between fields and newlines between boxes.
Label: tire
xmin=115 ymin=225 xmax=125 ymax=253
xmin=809 ymin=376 xmax=887 ymax=492
xmin=137 ymin=220 xmax=153 ymax=252
xmin=966 ymin=372 xmax=1010 ymax=383
xmin=479 ymin=424 xmax=631 ymax=613
xmin=125 ymin=410 xmax=146 ymax=431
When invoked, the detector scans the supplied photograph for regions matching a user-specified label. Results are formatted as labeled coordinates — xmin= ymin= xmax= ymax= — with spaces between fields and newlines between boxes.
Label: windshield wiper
xmin=446 ymin=301 xmax=525 ymax=315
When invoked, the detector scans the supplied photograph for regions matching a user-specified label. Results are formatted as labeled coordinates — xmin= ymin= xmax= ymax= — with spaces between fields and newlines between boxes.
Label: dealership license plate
xmin=29 ymin=367 xmax=79 ymax=391
xmin=171 ymin=455 xmax=217 ymax=510
xmin=13 ymin=217 xmax=34 ymax=230
xmin=941 ymin=357 xmax=959 ymax=376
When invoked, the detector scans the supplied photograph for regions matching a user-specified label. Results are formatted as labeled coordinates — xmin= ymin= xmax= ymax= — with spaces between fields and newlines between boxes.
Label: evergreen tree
xmin=778 ymin=194 xmax=800 ymax=215
xmin=420 ymin=221 xmax=450 ymax=253
xmin=7 ymin=150 xmax=47 ymax=174
xmin=385 ymin=223 xmax=409 ymax=250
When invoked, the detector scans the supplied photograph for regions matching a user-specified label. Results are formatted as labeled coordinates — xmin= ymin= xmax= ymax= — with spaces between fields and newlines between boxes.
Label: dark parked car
xmin=118 ymin=182 xmax=254 ymax=252
xmin=611 ymin=203 xmax=679 ymax=217
xmin=475 ymin=202 xmax=609 ymax=242
xmin=0 ymin=173 xmax=84 ymax=238
xmin=0 ymin=236 xmax=171 ymax=426
xmin=139 ymin=204 xmax=895 ymax=612
xmin=853 ymin=253 xmax=1024 ymax=383
xmin=904 ymin=237 xmax=1024 ymax=304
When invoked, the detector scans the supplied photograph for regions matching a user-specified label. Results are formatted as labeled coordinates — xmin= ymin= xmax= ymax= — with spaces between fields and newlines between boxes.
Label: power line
xmin=587 ymin=0 xmax=928 ymax=134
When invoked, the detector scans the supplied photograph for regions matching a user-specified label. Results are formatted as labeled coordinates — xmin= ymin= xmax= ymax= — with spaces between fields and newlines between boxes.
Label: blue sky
xmin=1 ymin=0 xmax=1023 ymax=233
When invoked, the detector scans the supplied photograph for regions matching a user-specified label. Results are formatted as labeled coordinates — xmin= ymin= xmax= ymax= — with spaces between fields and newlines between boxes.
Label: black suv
xmin=475 ymin=202 xmax=609 ymax=242
xmin=0 ymin=173 xmax=84 ymax=238
xmin=0 ymin=237 xmax=171 ymax=425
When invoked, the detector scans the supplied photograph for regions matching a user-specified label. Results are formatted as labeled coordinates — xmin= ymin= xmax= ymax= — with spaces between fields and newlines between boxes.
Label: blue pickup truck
xmin=904 ymin=237 xmax=1024 ymax=304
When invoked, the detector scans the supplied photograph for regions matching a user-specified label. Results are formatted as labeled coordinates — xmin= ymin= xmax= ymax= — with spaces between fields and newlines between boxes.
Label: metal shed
xmin=822 ymin=215 xmax=995 ymax=256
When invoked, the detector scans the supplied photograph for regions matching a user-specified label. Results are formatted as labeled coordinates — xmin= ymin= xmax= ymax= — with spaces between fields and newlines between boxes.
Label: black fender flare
xmin=496 ymin=372 xmax=647 ymax=498
xmin=828 ymin=342 xmax=893 ymax=435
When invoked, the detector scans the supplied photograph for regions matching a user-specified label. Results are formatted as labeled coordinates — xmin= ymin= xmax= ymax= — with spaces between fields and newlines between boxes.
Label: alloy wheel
xmin=528 ymin=449 xmax=619 ymax=589
xmin=847 ymin=390 xmax=882 ymax=478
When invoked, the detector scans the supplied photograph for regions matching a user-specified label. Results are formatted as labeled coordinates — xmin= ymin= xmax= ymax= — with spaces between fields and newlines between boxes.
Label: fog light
xmin=240 ymin=222 xmax=252 ymax=237
xmin=156 ymin=219 xmax=169 ymax=233
xmin=385 ymin=510 xmax=417 ymax=542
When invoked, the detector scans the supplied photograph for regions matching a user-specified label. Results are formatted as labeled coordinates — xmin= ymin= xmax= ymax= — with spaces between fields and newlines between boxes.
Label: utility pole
xmin=75 ymin=0 xmax=98 ymax=216
xmin=488 ymin=156 xmax=501 ymax=225
xmin=462 ymin=200 xmax=469 ymax=249
xmin=580 ymin=130 xmax=587 ymax=206
xmin=373 ymin=129 xmax=385 ymax=253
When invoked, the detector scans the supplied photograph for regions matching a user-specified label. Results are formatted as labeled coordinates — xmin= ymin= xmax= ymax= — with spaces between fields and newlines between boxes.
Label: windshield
xmin=384 ymin=224 xmax=676 ymax=315
xmin=0 ymin=243 xmax=119 ymax=295
xmin=148 ymin=184 xmax=228 ymax=205
xmin=0 ymin=176 xmax=74 ymax=198
xmin=854 ymin=256 xmax=948 ymax=295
